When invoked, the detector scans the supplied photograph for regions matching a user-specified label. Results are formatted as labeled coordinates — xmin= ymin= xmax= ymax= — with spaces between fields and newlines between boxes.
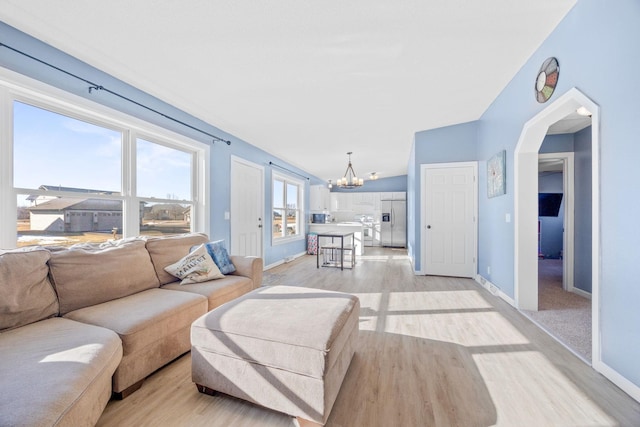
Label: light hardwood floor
xmin=97 ymin=248 xmax=640 ymax=427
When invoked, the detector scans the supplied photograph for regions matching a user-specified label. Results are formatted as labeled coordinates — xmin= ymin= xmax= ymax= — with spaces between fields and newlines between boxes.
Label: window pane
xmin=272 ymin=175 xmax=302 ymax=242
xmin=137 ymin=138 xmax=192 ymax=200
xmin=272 ymin=209 xmax=285 ymax=239
xmin=286 ymin=183 xmax=298 ymax=209
xmin=17 ymin=194 xmax=122 ymax=248
xmin=273 ymin=179 xmax=284 ymax=209
xmin=140 ymin=201 xmax=192 ymax=237
xmin=286 ymin=209 xmax=298 ymax=235
xmin=13 ymin=101 xmax=121 ymax=193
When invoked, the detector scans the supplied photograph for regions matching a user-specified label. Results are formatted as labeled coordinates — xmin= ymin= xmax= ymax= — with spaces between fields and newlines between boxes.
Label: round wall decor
xmin=535 ymin=57 xmax=559 ymax=103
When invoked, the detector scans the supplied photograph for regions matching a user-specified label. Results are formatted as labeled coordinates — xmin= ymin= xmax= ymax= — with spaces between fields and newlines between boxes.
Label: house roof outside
xmin=28 ymin=197 xmax=122 ymax=212
xmin=26 ymin=184 xmax=116 ymax=201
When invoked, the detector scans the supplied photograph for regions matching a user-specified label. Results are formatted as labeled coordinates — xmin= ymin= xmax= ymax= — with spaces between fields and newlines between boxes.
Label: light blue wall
xmin=410 ymin=121 xmax=478 ymax=271
xmin=574 ymin=126 xmax=592 ymax=293
xmin=0 ymin=21 xmax=322 ymax=267
xmin=476 ymin=0 xmax=640 ymax=387
xmin=540 ymin=133 xmax=574 ymax=153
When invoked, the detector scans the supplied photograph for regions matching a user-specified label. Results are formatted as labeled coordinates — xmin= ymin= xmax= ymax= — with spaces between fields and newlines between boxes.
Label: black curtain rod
xmin=0 ymin=42 xmax=231 ymax=145
xmin=269 ymin=161 xmax=309 ymax=181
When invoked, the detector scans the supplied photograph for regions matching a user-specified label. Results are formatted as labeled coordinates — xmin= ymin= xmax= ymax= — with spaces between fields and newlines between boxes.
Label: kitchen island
xmin=309 ymin=222 xmax=364 ymax=256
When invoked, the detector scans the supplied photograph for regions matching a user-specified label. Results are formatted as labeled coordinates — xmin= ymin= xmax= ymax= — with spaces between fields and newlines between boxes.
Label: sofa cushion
xmin=165 ymin=244 xmax=225 ymax=284
xmin=0 ymin=317 xmax=122 ymax=427
xmin=0 ymin=247 xmax=59 ymax=331
xmin=163 ymin=275 xmax=254 ymax=310
xmin=49 ymin=239 xmax=160 ymax=315
xmin=64 ymin=288 xmax=207 ymax=356
xmin=146 ymin=233 xmax=209 ymax=285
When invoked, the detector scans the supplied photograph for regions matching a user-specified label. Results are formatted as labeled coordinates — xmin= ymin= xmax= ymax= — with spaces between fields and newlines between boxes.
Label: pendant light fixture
xmin=337 ymin=152 xmax=364 ymax=188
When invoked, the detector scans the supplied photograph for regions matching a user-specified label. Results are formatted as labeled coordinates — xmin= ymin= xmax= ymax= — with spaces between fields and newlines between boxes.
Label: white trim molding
xmin=475 ymin=274 xmax=516 ymax=307
xmin=513 ymin=87 xmax=615 ymax=393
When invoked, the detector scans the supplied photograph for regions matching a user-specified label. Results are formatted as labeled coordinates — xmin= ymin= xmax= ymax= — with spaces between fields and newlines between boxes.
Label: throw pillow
xmin=191 ymin=240 xmax=236 ymax=274
xmin=164 ymin=244 xmax=224 ymax=284
xmin=205 ymin=240 xmax=236 ymax=274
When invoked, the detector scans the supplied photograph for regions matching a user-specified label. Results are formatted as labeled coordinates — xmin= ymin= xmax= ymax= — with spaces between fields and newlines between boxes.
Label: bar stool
xmin=321 ymin=244 xmax=356 ymax=269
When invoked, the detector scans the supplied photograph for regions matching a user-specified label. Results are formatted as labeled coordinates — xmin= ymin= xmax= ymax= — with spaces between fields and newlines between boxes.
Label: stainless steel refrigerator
xmin=381 ymin=200 xmax=406 ymax=247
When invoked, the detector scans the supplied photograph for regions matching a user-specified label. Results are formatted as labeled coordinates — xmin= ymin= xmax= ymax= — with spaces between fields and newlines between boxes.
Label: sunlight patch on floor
xmin=387 ymin=290 xmax=493 ymax=312
xmin=357 ymin=255 xmax=391 ymax=261
xmin=352 ymin=292 xmax=382 ymax=332
xmin=472 ymin=351 xmax=617 ymax=426
xmin=384 ymin=311 xmax=530 ymax=347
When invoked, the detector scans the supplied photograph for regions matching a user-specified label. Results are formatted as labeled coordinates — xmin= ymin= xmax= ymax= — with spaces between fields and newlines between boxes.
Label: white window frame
xmin=272 ymin=171 xmax=305 ymax=244
xmin=0 ymin=67 xmax=210 ymax=249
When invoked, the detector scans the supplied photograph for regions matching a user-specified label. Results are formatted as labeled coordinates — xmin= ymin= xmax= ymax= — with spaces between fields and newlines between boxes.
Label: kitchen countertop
xmin=309 ymin=223 xmax=364 ymax=255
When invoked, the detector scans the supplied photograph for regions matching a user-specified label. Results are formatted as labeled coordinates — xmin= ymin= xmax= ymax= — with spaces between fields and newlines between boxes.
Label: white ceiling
xmin=0 ymin=0 xmax=577 ymax=182
xmin=547 ymin=111 xmax=592 ymax=135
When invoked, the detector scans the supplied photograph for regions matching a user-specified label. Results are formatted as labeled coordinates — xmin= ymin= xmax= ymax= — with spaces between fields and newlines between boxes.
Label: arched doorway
xmin=513 ymin=88 xmax=600 ymax=364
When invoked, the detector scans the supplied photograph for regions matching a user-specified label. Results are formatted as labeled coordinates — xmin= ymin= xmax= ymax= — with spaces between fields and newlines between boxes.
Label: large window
xmin=272 ymin=173 xmax=303 ymax=243
xmin=2 ymin=74 xmax=209 ymax=249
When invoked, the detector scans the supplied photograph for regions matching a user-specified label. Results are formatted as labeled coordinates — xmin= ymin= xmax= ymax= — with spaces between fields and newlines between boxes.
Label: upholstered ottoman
xmin=191 ymin=285 xmax=360 ymax=426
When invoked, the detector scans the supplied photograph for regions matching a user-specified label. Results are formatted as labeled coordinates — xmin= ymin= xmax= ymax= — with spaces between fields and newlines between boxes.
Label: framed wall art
xmin=487 ymin=150 xmax=506 ymax=198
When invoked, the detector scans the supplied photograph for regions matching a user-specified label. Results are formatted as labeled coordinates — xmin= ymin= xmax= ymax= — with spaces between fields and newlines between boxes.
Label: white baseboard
xmin=474 ymin=274 xmax=516 ymax=307
xmin=264 ymin=251 xmax=308 ymax=270
xmin=571 ymin=287 xmax=592 ymax=300
xmin=594 ymin=360 xmax=640 ymax=403
xmin=476 ymin=278 xmax=639 ymax=404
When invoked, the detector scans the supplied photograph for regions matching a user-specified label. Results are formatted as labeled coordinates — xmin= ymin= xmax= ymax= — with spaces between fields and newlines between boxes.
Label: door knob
xmin=427 ymin=225 xmax=431 ymax=229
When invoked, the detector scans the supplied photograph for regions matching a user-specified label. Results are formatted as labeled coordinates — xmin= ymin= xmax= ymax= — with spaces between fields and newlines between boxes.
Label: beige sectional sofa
xmin=0 ymin=233 xmax=262 ymax=427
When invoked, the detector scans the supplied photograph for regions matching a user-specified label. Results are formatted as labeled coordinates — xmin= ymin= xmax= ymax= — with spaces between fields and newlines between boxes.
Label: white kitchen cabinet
xmin=310 ymin=185 xmax=330 ymax=211
xmin=380 ymin=192 xmax=406 ymax=201
xmin=352 ymin=192 xmax=376 ymax=207
xmin=330 ymin=193 xmax=354 ymax=212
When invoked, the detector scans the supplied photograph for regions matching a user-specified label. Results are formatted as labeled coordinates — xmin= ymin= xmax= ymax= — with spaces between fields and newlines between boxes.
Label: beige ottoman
xmin=191 ymin=285 xmax=360 ymax=426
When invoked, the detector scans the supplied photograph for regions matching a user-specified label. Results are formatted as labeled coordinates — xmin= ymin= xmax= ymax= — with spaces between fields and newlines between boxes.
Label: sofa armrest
xmin=229 ymin=256 xmax=263 ymax=288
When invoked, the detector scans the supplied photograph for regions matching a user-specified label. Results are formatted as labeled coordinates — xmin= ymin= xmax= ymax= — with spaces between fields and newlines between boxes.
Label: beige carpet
xmin=523 ymin=259 xmax=592 ymax=362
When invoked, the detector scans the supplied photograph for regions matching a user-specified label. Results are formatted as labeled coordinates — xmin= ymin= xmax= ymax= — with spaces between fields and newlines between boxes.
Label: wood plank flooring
xmin=97 ymin=248 xmax=640 ymax=426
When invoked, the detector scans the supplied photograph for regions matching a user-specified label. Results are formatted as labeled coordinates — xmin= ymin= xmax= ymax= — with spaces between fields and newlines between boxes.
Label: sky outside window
xmin=13 ymin=101 xmax=122 ymax=203
xmin=13 ymin=101 xmax=193 ymax=205
xmin=136 ymin=138 xmax=192 ymax=200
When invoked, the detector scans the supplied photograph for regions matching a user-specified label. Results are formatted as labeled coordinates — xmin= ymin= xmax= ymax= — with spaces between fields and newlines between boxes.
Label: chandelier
xmin=336 ymin=152 xmax=364 ymax=188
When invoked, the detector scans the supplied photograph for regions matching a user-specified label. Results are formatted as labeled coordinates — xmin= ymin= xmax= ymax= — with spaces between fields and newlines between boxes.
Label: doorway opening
xmin=527 ymin=148 xmax=593 ymax=362
xmin=514 ymin=88 xmax=599 ymax=366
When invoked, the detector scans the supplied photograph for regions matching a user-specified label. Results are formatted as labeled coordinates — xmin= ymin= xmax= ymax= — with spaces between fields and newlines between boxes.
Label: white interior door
xmin=231 ymin=157 xmax=264 ymax=258
xmin=422 ymin=162 xmax=477 ymax=278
